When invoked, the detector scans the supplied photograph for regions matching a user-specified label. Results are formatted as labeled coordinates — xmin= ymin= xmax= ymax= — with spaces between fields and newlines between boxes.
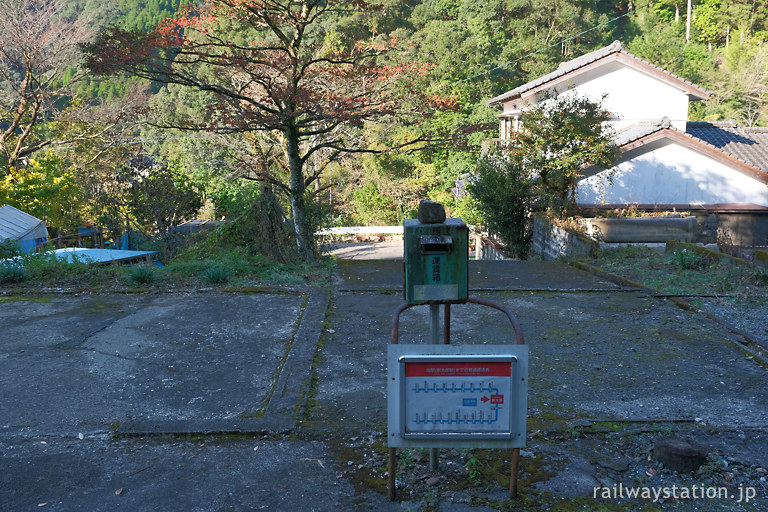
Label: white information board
xmin=388 ymin=344 xmax=528 ymax=449
xmin=404 ymin=360 xmax=512 ymax=434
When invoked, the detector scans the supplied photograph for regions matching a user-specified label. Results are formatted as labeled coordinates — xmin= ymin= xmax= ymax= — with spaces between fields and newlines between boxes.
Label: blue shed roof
xmin=53 ymin=248 xmax=156 ymax=265
xmin=0 ymin=205 xmax=48 ymax=242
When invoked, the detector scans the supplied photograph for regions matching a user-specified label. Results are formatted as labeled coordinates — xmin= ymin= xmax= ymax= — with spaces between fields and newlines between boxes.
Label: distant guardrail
xmin=317 ymin=226 xmax=507 ymax=260
xmin=316 ymin=226 xmax=404 ymax=236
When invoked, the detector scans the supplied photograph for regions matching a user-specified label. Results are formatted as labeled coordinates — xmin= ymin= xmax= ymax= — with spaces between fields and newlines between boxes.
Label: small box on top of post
xmin=403 ymin=200 xmax=468 ymax=305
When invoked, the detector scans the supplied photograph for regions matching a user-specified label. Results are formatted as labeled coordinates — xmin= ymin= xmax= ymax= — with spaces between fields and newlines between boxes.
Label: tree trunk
xmin=284 ymin=125 xmax=315 ymax=262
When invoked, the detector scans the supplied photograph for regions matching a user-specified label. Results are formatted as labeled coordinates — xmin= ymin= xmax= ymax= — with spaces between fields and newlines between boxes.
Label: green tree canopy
xmin=83 ymin=0 xmax=445 ymax=260
xmin=514 ymin=93 xmax=619 ymax=216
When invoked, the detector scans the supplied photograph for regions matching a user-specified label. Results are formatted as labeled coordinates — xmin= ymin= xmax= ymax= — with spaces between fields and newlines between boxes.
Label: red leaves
xmin=425 ymin=93 xmax=458 ymax=111
xmin=152 ymin=4 xmax=218 ymax=47
xmin=83 ymin=27 xmax=156 ymax=73
xmin=84 ymin=0 xmax=455 ymax=145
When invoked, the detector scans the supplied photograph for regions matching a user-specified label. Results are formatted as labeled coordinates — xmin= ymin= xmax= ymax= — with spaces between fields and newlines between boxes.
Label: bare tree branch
xmin=0 ymin=0 xmax=95 ymax=170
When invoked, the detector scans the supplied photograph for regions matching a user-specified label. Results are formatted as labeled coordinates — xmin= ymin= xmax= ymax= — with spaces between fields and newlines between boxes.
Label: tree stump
xmin=654 ymin=436 xmax=708 ymax=473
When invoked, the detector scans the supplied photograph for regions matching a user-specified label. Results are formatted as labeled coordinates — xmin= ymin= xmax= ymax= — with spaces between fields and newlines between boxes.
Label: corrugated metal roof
xmin=52 ymin=248 xmax=156 ymax=265
xmin=0 ymin=205 xmax=47 ymax=241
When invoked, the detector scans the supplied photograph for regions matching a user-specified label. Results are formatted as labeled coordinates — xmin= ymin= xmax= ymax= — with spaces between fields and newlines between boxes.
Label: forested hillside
xmin=1 ymin=0 xmax=766 ymax=262
xmin=61 ymin=0 xmax=187 ymax=30
xmin=59 ymin=0 xmax=188 ymax=98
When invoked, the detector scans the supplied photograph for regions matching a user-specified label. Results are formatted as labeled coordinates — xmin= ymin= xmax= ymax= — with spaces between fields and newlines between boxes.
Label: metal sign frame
xmin=388 ymin=345 xmax=528 ymax=449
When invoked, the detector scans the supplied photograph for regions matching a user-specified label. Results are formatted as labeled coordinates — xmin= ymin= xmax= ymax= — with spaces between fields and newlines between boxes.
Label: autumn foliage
xmin=83 ymin=0 xmax=449 ymax=260
xmin=84 ymin=1 xmax=438 ymax=135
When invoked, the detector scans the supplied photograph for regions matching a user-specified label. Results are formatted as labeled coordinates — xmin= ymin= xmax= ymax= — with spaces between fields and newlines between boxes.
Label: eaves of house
xmin=488 ymin=40 xmax=710 ymax=106
xmin=578 ymin=118 xmax=768 ymax=212
xmin=610 ymin=118 xmax=768 ymax=185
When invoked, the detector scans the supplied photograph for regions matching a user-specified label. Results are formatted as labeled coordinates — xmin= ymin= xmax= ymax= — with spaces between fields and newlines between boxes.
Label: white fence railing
xmin=316 ymin=226 xmax=404 ymax=236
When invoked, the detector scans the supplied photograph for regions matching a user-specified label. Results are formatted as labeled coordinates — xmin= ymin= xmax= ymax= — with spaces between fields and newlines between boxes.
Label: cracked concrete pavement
xmin=1 ymin=258 xmax=768 ymax=511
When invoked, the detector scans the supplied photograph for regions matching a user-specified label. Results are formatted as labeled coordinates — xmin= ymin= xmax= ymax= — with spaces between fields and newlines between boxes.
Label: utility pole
xmin=686 ymin=0 xmax=692 ymax=42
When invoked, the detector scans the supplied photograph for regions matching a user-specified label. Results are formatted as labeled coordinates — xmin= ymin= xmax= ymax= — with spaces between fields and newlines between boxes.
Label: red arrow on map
xmin=481 ymin=396 xmax=490 ymax=403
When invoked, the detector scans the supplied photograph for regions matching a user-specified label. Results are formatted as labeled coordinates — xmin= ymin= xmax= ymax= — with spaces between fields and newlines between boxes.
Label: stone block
xmin=417 ymin=200 xmax=446 ymax=224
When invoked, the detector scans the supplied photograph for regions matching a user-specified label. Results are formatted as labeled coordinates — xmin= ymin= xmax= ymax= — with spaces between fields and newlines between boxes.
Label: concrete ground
xmin=1 ymin=258 xmax=767 ymax=511
xmin=321 ymin=240 xmax=404 ymax=260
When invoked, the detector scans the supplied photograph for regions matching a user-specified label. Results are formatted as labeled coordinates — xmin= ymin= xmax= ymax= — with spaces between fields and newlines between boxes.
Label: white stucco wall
xmin=501 ymin=60 xmax=691 ymax=132
xmin=576 ymin=140 xmax=768 ymax=207
xmin=557 ymin=63 xmax=689 ymax=131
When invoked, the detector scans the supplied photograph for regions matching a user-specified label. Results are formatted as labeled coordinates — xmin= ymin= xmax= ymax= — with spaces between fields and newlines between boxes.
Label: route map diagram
xmin=403 ymin=362 xmax=512 ymax=434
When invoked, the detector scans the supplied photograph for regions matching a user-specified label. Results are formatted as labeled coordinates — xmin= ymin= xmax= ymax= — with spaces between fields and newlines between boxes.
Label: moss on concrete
xmin=0 ymin=295 xmax=52 ymax=303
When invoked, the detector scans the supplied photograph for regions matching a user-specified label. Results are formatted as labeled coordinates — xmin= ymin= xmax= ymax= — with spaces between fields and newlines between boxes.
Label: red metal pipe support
xmin=388 ymin=297 xmax=525 ymax=501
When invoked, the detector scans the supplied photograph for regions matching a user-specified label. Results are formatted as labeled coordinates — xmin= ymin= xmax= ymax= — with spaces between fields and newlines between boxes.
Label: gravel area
xmin=691 ymin=297 xmax=768 ymax=351
xmin=585 ymin=244 xmax=768 ymax=358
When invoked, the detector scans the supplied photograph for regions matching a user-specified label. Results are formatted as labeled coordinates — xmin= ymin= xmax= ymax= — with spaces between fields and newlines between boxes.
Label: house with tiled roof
xmin=488 ymin=41 xmax=768 ymax=247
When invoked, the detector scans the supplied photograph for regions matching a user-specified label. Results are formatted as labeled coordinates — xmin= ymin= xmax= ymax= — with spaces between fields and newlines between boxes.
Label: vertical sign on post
xmin=389 ymin=201 xmax=527 ymax=501
xmin=404 ymin=218 xmax=468 ymax=305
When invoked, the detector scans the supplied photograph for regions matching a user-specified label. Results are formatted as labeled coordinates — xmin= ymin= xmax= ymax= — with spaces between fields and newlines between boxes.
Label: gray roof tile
xmin=687 ymin=122 xmax=768 ymax=173
xmin=612 ymin=119 xmax=668 ymax=146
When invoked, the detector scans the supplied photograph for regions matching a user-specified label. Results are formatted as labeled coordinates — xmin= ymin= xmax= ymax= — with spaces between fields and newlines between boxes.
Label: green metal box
xmin=404 ymin=218 xmax=468 ymax=305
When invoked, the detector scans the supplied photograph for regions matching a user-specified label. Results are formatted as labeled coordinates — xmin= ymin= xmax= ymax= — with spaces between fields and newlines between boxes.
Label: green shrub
xmin=29 ymin=253 xmax=90 ymax=279
xmin=0 ymin=240 xmax=22 ymax=259
xmin=203 ymin=266 xmax=230 ymax=285
xmin=0 ymin=263 xmax=29 ymax=283
xmin=127 ymin=265 xmax=157 ymax=285
xmin=752 ymin=268 xmax=768 ymax=286
xmin=179 ymin=191 xmax=301 ymax=264
xmin=352 ymin=182 xmax=397 ymax=226
xmin=0 ymin=251 xmax=92 ymax=285
xmin=668 ymin=248 xmax=709 ymax=270
xmin=467 ymin=154 xmax=535 ymax=259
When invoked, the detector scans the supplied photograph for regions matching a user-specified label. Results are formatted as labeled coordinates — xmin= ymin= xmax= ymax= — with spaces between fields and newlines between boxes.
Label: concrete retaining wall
xmin=474 ymin=235 xmax=506 ymax=260
xmin=579 ymin=216 xmax=697 ymax=243
xmin=533 ymin=212 xmax=768 ymax=261
xmin=531 ymin=215 xmax=598 ymax=260
xmin=709 ymin=212 xmax=768 ymax=247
